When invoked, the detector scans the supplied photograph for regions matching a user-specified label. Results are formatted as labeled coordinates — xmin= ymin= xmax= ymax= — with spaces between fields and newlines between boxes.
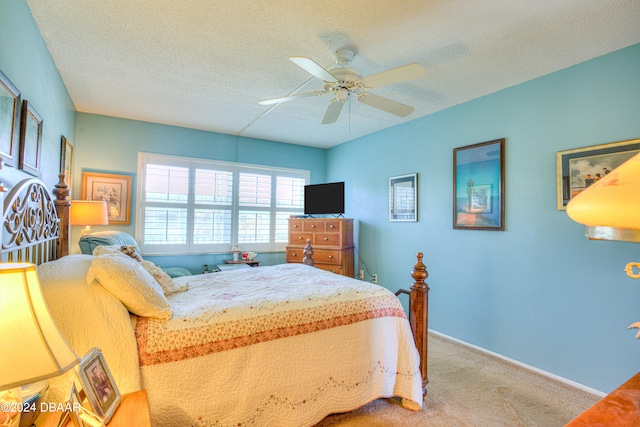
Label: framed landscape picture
xmin=556 ymin=138 xmax=640 ymax=210
xmin=453 ymin=138 xmax=505 ymax=230
xmin=82 ymin=172 xmax=132 ymax=224
xmin=0 ymin=69 xmax=21 ymax=168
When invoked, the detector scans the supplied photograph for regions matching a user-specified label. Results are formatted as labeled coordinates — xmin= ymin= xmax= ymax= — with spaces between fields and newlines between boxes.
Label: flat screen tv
xmin=304 ymin=182 xmax=345 ymax=215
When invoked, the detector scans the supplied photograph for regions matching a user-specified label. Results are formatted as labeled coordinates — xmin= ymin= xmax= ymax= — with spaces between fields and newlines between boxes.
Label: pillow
xmin=93 ymin=245 xmax=187 ymax=295
xmin=86 ymin=253 xmax=172 ymax=320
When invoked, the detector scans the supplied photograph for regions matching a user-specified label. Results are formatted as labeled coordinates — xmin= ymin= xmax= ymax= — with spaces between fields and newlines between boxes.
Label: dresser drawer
xmin=303 ymin=220 xmax=326 ymax=232
xmin=289 ymin=219 xmax=303 ymax=231
xmin=316 ymin=263 xmax=343 ymax=275
xmin=313 ymin=249 xmax=342 ymax=265
xmin=314 ymin=232 xmax=341 ymax=246
xmin=289 ymin=232 xmax=313 ymax=245
xmin=286 ymin=248 xmax=305 ymax=263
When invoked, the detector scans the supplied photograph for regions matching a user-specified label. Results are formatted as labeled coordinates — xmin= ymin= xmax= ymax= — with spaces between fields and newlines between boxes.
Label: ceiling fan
xmin=259 ymin=49 xmax=427 ymax=124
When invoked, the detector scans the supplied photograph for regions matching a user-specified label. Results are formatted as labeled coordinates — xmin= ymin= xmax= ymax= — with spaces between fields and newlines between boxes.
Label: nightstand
xmin=37 ymin=390 xmax=151 ymax=427
xmin=223 ymin=259 xmax=260 ymax=267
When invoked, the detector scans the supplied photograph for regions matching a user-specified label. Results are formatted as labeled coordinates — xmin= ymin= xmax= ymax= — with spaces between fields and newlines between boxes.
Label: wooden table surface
xmin=566 ymin=372 xmax=640 ymax=426
xmin=37 ymin=390 xmax=150 ymax=427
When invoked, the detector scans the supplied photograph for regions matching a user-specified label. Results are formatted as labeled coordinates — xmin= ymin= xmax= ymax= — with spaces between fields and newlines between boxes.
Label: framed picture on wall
xmin=389 ymin=173 xmax=418 ymax=222
xmin=19 ymin=100 xmax=43 ymax=176
xmin=82 ymin=172 xmax=132 ymax=225
xmin=556 ymin=138 xmax=640 ymax=210
xmin=0 ymin=69 xmax=21 ymax=168
xmin=453 ymin=138 xmax=505 ymax=230
xmin=60 ymin=135 xmax=74 ymax=197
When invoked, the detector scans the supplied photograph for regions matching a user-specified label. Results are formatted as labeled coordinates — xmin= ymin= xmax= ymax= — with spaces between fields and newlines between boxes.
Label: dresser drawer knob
xmin=294 ymin=225 xmax=298 ymax=228
xmin=298 ymin=236 xmax=303 ymax=240
xmin=323 ymin=237 xmax=328 ymax=241
xmin=311 ymin=225 xmax=316 ymax=228
xmin=328 ymin=255 xmax=333 ymax=259
xmin=292 ymin=253 xmax=297 ymax=257
xmin=329 ymin=225 xmax=334 ymax=228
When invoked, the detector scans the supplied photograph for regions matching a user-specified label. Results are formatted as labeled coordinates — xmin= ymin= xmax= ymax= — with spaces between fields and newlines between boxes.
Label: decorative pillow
xmin=86 ymin=253 xmax=172 ymax=320
xmin=140 ymin=259 xmax=187 ymax=295
xmin=93 ymin=245 xmax=187 ymax=295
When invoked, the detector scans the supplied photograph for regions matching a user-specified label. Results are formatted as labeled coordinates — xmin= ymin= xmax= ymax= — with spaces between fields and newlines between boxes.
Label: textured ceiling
xmin=26 ymin=0 xmax=640 ymax=149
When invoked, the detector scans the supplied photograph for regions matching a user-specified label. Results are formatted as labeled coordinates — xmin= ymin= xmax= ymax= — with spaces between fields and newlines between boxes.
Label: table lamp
xmin=565 ymin=151 xmax=640 ymax=337
xmin=70 ymin=200 xmax=108 ymax=236
xmin=0 ymin=263 xmax=81 ymax=427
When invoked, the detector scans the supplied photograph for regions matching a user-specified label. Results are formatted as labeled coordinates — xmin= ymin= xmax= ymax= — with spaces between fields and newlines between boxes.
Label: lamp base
xmin=0 ymin=387 xmax=21 ymax=427
xmin=585 ymin=226 xmax=640 ymax=243
xmin=80 ymin=226 xmax=93 ymax=236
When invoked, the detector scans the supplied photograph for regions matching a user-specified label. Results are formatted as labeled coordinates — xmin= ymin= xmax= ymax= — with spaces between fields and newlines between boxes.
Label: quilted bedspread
xmin=136 ymin=263 xmax=422 ymax=426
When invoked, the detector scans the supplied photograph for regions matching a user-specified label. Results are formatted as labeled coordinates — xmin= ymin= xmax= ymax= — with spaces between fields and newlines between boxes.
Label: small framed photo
xmin=389 ymin=173 xmax=418 ymax=222
xmin=453 ymin=138 xmax=505 ymax=230
xmin=75 ymin=348 xmax=121 ymax=423
xmin=19 ymin=100 xmax=43 ymax=176
xmin=556 ymin=138 xmax=640 ymax=210
xmin=81 ymin=172 xmax=133 ymax=224
xmin=0 ymin=68 xmax=21 ymax=168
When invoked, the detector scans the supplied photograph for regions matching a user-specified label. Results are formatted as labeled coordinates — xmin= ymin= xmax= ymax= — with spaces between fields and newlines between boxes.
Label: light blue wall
xmin=327 ymin=44 xmax=640 ymax=393
xmin=0 ymin=0 xmax=76 ymax=188
xmin=5 ymin=0 xmax=638 ymax=395
xmin=72 ymin=113 xmax=327 ymax=270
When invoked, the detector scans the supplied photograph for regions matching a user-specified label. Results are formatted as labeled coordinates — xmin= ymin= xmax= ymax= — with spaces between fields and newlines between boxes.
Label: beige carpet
xmin=315 ymin=333 xmax=600 ymax=426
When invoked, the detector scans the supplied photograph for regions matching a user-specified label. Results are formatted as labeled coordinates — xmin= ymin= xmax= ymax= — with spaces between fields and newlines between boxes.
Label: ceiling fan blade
xmin=358 ymin=93 xmax=415 ymax=117
xmin=289 ymin=57 xmax=337 ymax=82
xmin=359 ymin=63 xmax=426 ymax=89
xmin=321 ymin=99 xmax=345 ymax=124
xmin=259 ymin=91 xmax=324 ymax=105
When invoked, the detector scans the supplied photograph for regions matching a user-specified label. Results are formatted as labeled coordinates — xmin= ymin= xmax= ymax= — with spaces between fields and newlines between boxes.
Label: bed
xmin=1 ymin=177 xmax=430 ymax=426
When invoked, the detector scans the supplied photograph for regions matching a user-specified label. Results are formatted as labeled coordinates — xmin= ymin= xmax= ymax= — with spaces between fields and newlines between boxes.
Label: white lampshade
xmin=566 ymin=152 xmax=640 ymax=238
xmin=0 ymin=263 xmax=80 ymax=391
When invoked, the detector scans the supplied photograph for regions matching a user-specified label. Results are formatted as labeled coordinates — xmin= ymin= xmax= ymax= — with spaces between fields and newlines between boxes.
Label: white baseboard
xmin=429 ymin=329 xmax=606 ymax=398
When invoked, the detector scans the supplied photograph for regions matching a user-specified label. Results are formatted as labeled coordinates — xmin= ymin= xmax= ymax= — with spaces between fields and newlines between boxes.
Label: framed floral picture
xmin=0 ymin=69 xmax=21 ymax=168
xmin=81 ymin=172 xmax=132 ymax=224
xmin=453 ymin=138 xmax=505 ymax=230
xmin=556 ymin=138 xmax=640 ymax=210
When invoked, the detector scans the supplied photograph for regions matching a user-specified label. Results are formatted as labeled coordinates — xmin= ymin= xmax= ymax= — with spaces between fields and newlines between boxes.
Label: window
xmin=137 ymin=153 xmax=308 ymax=254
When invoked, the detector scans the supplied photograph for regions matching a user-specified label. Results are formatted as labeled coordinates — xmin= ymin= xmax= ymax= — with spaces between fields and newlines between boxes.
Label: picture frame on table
xmin=60 ymin=136 xmax=74 ymax=197
xmin=75 ymin=348 xmax=120 ymax=424
xmin=19 ymin=100 xmax=43 ymax=176
xmin=556 ymin=138 xmax=640 ymax=210
xmin=0 ymin=68 xmax=21 ymax=168
xmin=389 ymin=173 xmax=418 ymax=222
xmin=453 ymin=138 xmax=505 ymax=231
xmin=81 ymin=172 xmax=132 ymax=224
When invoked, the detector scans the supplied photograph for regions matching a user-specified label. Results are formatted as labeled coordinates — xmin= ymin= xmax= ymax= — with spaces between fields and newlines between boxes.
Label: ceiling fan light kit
xmin=259 ymin=49 xmax=426 ymax=125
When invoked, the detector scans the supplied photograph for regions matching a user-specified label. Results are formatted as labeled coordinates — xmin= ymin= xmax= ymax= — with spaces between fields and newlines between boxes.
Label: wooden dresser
xmin=286 ymin=217 xmax=354 ymax=277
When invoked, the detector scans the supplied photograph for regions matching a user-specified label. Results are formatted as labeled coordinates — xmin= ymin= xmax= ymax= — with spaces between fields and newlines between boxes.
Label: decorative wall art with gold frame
xmin=81 ymin=172 xmax=132 ymax=225
xmin=556 ymin=138 xmax=640 ymax=210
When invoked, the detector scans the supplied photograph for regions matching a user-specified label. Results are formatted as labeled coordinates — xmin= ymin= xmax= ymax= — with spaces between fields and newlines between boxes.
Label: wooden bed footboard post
xmin=53 ymin=174 xmax=71 ymax=258
xmin=410 ymin=252 xmax=429 ymax=393
xmin=302 ymin=239 xmax=315 ymax=266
